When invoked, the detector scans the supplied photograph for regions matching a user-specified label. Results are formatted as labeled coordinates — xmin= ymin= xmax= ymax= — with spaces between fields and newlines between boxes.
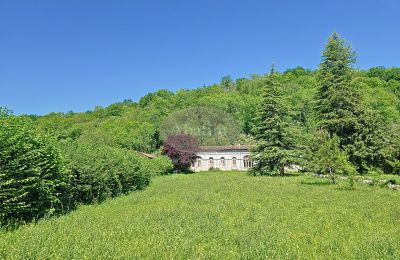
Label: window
xmin=232 ymin=157 xmax=237 ymax=167
xmin=220 ymin=157 xmax=225 ymax=167
xmin=243 ymin=156 xmax=252 ymax=168
xmin=197 ymin=157 xmax=202 ymax=167
xmin=209 ymin=157 xmax=214 ymax=168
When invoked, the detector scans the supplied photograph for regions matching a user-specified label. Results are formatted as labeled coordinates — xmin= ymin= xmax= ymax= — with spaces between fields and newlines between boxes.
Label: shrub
xmin=308 ymin=131 xmax=356 ymax=183
xmin=0 ymin=116 xmax=67 ymax=225
xmin=61 ymin=142 xmax=151 ymax=206
xmin=162 ymin=134 xmax=199 ymax=172
xmin=140 ymin=155 xmax=173 ymax=176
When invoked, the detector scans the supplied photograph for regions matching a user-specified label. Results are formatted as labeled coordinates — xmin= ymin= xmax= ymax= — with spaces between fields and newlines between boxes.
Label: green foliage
xmin=3 ymin=32 xmax=400 ymax=233
xmin=283 ymin=66 xmax=314 ymax=77
xmin=1 ymin=171 xmax=400 ymax=258
xmin=160 ymin=107 xmax=241 ymax=146
xmin=251 ymin=73 xmax=296 ymax=176
xmin=380 ymin=124 xmax=400 ymax=174
xmin=315 ymin=33 xmax=390 ymax=173
xmin=139 ymin=155 xmax=174 ymax=176
xmin=0 ymin=107 xmax=13 ymax=117
xmin=60 ymin=141 xmax=151 ymax=206
xmin=138 ymin=89 xmax=175 ymax=108
xmin=367 ymin=66 xmax=400 ymax=81
xmin=36 ymin=113 xmax=83 ymax=141
xmin=0 ymin=116 xmax=67 ymax=225
xmin=30 ymin=32 xmax=400 ymax=178
xmin=316 ymin=32 xmax=360 ymax=143
xmin=220 ymin=75 xmax=235 ymax=91
xmin=308 ymin=131 xmax=356 ymax=183
xmin=78 ymin=116 xmax=161 ymax=153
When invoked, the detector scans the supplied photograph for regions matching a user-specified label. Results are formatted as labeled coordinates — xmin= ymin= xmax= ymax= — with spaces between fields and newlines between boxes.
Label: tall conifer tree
xmin=316 ymin=32 xmax=359 ymax=137
xmin=251 ymin=72 xmax=294 ymax=176
xmin=316 ymin=33 xmax=377 ymax=172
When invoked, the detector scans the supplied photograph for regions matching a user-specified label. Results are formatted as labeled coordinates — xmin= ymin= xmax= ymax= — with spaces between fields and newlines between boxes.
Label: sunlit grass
xmin=1 ymin=171 xmax=400 ymax=259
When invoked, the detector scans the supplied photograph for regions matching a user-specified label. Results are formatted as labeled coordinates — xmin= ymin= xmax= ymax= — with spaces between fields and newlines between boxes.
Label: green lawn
xmin=1 ymin=171 xmax=400 ymax=259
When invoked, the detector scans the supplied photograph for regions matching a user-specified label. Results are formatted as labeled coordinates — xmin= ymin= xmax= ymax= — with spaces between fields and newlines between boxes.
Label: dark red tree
xmin=162 ymin=134 xmax=199 ymax=171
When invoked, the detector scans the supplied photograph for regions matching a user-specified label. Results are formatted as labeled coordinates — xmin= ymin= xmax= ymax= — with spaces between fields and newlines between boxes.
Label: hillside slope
xmin=35 ymin=68 xmax=400 ymax=154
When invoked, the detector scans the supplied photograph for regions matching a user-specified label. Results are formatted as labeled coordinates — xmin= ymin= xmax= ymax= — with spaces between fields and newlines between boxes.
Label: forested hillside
xmin=34 ymin=63 xmax=400 ymax=173
xmin=35 ymin=67 xmax=400 ymax=151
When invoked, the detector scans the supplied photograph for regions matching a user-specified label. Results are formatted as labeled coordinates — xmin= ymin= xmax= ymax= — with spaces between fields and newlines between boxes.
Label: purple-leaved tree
xmin=162 ymin=134 xmax=199 ymax=172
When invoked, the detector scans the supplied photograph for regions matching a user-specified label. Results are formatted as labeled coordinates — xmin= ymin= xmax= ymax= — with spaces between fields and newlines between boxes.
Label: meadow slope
xmin=1 ymin=171 xmax=400 ymax=259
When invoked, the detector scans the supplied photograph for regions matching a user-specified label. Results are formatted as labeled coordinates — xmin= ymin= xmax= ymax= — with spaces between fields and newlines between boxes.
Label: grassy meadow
xmin=1 ymin=171 xmax=400 ymax=259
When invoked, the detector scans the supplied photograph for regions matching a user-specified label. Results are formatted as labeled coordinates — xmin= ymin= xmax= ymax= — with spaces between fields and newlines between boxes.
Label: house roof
xmin=198 ymin=145 xmax=251 ymax=152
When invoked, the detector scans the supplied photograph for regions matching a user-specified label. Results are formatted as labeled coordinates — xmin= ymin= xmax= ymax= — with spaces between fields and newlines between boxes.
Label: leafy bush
xmin=0 ymin=116 xmax=67 ymax=225
xmin=308 ymin=131 xmax=356 ymax=183
xmin=1 ymin=116 xmax=158 ymax=225
xmin=139 ymin=155 xmax=173 ymax=176
xmin=61 ymin=142 xmax=151 ymax=206
xmin=162 ymin=134 xmax=199 ymax=172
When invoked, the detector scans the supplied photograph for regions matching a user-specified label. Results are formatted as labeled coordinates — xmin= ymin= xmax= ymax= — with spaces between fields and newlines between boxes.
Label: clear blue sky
xmin=1 ymin=0 xmax=399 ymax=115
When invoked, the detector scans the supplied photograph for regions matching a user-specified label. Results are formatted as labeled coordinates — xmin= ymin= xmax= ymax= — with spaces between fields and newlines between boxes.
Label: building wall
xmin=191 ymin=149 xmax=251 ymax=172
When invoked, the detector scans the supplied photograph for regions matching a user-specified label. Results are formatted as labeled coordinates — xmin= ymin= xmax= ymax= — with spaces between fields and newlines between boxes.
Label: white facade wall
xmin=191 ymin=149 xmax=251 ymax=172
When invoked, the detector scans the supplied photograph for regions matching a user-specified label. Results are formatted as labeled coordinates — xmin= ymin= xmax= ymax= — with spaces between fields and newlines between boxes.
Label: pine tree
xmin=316 ymin=33 xmax=370 ymax=172
xmin=316 ymin=32 xmax=359 ymax=135
xmin=251 ymin=72 xmax=294 ymax=176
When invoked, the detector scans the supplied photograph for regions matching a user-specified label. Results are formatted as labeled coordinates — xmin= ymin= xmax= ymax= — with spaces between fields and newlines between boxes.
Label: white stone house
xmin=191 ymin=145 xmax=253 ymax=171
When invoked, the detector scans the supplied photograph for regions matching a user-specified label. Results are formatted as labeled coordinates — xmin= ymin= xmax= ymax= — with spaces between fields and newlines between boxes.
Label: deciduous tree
xmin=308 ymin=131 xmax=356 ymax=183
xmin=162 ymin=134 xmax=199 ymax=172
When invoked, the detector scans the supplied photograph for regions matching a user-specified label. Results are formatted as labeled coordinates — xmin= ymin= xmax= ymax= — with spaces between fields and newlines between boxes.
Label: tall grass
xmin=1 ymin=171 xmax=400 ymax=259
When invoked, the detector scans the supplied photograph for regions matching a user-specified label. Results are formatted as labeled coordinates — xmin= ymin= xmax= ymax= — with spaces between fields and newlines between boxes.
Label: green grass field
xmin=1 ymin=171 xmax=400 ymax=259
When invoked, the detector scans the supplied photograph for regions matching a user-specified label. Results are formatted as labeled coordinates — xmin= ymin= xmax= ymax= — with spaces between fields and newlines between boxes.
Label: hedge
xmin=139 ymin=155 xmax=174 ymax=176
xmin=1 ymin=116 xmax=173 ymax=226
xmin=0 ymin=116 xmax=67 ymax=225
xmin=60 ymin=141 xmax=152 ymax=208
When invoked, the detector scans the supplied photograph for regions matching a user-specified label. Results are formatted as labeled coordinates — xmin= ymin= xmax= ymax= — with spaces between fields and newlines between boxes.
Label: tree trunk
xmin=279 ymin=165 xmax=285 ymax=176
xmin=328 ymin=167 xmax=336 ymax=184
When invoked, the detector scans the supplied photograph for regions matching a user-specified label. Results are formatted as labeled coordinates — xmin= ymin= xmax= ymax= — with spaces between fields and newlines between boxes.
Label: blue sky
xmin=1 ymin=0 xmax=399 ymax=115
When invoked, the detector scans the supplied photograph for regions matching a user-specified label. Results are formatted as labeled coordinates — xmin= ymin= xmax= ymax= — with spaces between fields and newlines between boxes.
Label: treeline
xmin=33 ymin=67 xmax=400 ymax=157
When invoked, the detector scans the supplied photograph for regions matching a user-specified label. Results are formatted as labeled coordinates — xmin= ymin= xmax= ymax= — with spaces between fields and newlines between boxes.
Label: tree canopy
xmin=162 ymin=134 xmax=199 ymax=172
xmin=159 ymin=107 xmax=242 ymax=146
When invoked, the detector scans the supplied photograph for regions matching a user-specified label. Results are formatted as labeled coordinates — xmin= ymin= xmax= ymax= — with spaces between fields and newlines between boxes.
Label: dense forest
xmin=1 ymin=33 xmax=400 ymax=225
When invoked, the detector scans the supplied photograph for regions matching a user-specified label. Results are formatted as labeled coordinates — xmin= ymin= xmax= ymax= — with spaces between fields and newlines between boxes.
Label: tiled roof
xmin=198 ymin=145 xmax=251 ymax=152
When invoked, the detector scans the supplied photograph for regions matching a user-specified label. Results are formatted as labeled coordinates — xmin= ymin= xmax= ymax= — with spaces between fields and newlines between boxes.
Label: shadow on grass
xmin=282 ymin=172 xmax=302 ymax=177
xmin=248 ymin=172 xmax=302 ymax=177
xmin=301 ymin=178 xmax=333 ymax=186
xmin=301 ymin=177 xmax=358 ymax=191
xmin=174 ymin=170 xmax=196 ymax=174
